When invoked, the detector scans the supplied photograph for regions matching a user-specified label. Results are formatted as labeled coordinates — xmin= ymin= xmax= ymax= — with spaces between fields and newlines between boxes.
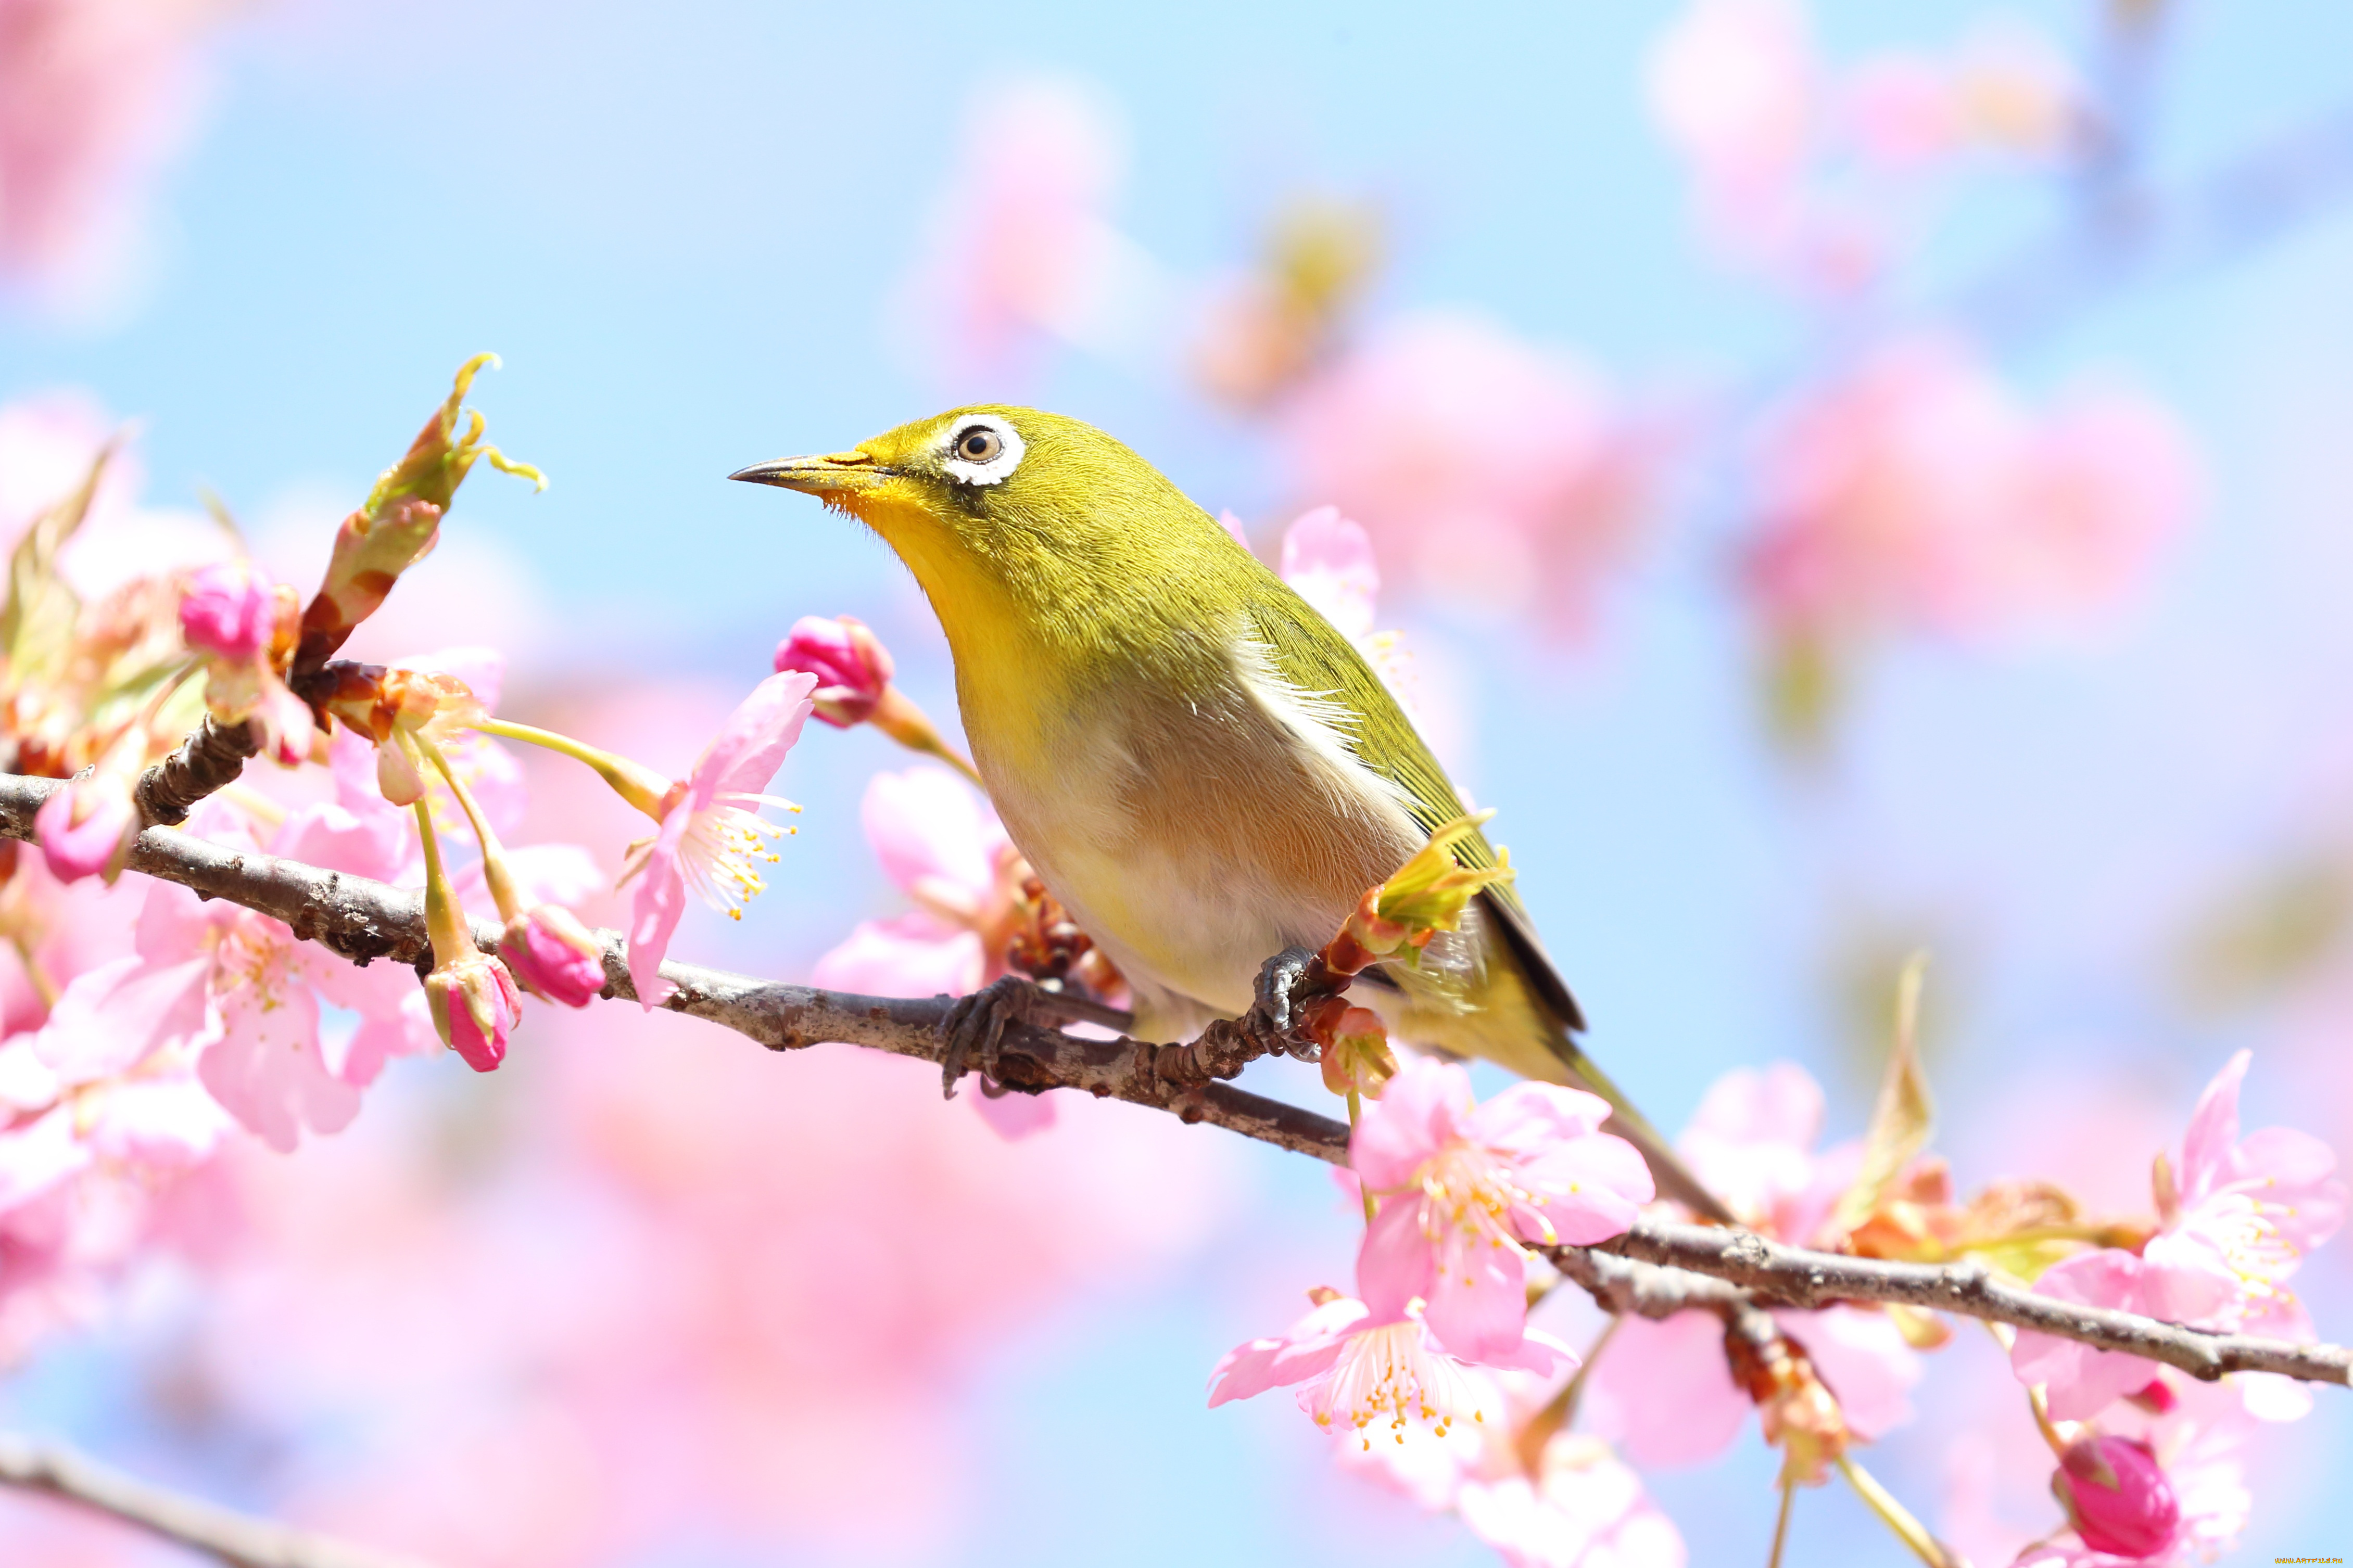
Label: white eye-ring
xmin=941 ymin=416 xmax=1025 ymax=487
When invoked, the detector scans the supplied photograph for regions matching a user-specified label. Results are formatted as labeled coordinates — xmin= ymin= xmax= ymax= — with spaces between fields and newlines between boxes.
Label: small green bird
xmin=734 ymin=406 xmax=1722 ymax=1216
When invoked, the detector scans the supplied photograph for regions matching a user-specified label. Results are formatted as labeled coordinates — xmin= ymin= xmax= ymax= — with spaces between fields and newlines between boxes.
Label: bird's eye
xmin=940 ymin=415 xmax=1025 ymax=486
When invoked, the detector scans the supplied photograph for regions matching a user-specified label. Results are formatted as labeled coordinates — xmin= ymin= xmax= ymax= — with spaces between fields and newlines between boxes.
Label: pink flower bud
xmin=501 ymin=904 xmax=605 ymax=1008
xmin=425 ymin=953 xmax=521 ymax=1072
xmin=34 ymin=773 xmax=137 ymax=883
xmin=2053 ymin=1436 xmax=2180 ymax=1559
xmin=179 ymin=563 xmax=279 ymax=662
xmin=774 ymin=614 xmax=893 ymax=728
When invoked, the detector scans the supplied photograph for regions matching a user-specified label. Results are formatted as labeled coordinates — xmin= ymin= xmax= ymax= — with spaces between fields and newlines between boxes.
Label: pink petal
xmin=1464 ymin=1080 xmax=1615 ymax=1149
xmin=30 ymin=952 xmax=211 ymax=1082
xmin=197 ymin=980 xmax=360 ymax=1154
xmin=2011 ymin=1250 xmax=2165 ymax=1421
xmin=861 ymin=768 xmax=1004 ymax=900
xmin=1278 ymin=505 xmax=1380 ymax=642
xmin=1772 ymin=1305 xmax=1920 ymax=1439
xmin=1582 ymin=1309 xmax=1752 ymax=1467
xmin=1207 ymin=1296 xmax=1368 ymax=1406
xmin=1349 ymin=1054 xmax=1469 ymax=1191
xmin=810 ymin=914 xmax=984 ymax=999
xmin=692 ymin=670 xmax=818 ymax=808
xmin=970 ymin=1086 xmax=1058 ymax=1141
xmin=83 ymin=1075 xmax=234 ymax=1166
xmin=1517 ymin=1132 xmax=1655 ymax=1244
xmin=1355 ymin=1194 xmax=1439 ymax=1322
xmin=1422 ymin=1226 xmax=1531 ymax=1363
xmin=0 ymin=1106 xmax=94 ymax=1211
xmin=2177 ymin=1049 xmax=2249 ymax=1198
xmin=625 ymin=810 xmax=692 ymax=1010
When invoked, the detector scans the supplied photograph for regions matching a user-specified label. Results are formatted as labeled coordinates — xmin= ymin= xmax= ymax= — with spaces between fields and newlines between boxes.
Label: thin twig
xmin=1 ymin=771 xmax=2347 ymax=1388
xmin=0 ymin=1432 xmax=435 ymax=1568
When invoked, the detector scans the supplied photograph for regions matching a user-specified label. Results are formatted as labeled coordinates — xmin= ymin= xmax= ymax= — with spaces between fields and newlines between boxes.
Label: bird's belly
xmin=980 ymin=692 xmax=1420 ymax=1034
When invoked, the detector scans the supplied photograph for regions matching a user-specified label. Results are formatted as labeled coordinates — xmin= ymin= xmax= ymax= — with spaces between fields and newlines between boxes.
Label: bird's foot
xmin=939 ymin=973 xmax=1048 ymax=1100
xmin=1242 ymin=946 xmax=1324 ymax=1061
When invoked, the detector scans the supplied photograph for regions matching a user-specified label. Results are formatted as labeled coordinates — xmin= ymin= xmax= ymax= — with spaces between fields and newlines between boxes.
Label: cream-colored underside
xmin=976 ymin=631 xmax=1430 ymax=1041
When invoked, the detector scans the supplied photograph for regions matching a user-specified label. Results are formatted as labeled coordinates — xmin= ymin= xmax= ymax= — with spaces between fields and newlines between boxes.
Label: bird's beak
xmin=728 ymin=450 xmax=887 ymax=496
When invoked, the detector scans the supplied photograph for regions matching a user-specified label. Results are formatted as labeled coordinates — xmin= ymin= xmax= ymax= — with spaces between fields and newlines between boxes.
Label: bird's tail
xmin=1552 ymin=1037 xmax=1738 ymax=1227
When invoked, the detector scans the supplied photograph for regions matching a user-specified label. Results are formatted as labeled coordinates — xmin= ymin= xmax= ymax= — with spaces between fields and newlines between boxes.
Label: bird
xmin=732 ymin=406 xmax=1726 ymax=1218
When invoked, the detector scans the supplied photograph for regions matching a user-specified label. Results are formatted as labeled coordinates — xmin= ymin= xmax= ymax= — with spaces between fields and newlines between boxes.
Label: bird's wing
xmin=1243 ymin=582 xmax=1584 ymax=1033
xmin=1248 ymin=579 xmax=1739 ymax=1219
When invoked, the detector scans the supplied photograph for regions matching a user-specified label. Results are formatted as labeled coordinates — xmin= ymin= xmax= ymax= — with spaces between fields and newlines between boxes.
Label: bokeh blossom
xmin=896 ymin=77 xmax=1159 ymax=381
xmin=1743 ymin=337 xmax=2195 ymax=646
xmin=0 ymin=0 xmax=221 ymax=298
xmin=1281 ymin=310 xmax=1649 ymax=633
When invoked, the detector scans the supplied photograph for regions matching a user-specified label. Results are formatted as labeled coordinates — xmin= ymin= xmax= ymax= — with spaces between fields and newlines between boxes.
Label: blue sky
xmin=5 ymin=1 xmax=2353 ymax=1562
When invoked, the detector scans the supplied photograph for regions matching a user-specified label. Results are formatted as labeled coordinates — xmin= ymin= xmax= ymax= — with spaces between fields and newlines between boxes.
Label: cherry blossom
xmin=1281 ymin=310 xmax=1646 ymax=633
xmin=1209 ymin=1286 xmax=1572 ymax=1450
xmin=177 ymin=559 xmax=276 ymax=660
xmin=0 ymin=0 xmax=217 ymax=292
xmin=2049 ymin=1436 xmax=2179 ymax=1559
xmin=1340 ymin=1353 xmax=1686 ymax=1568
xmin=896 ymin=77 xmax=1156 ymax=379
xmin=2007 ymin=1376 xmax=2258 ymax=1568
xmin=1352 ymin=1056 xmax=1651 ymax=1361
xmin=1742 ymin=337 xmax=2195 ymax=644
xmin=2012 ymin=1052 xmax=2344 ymax=1421
xmin=622 ymin=670 xmax=816 ymax=1007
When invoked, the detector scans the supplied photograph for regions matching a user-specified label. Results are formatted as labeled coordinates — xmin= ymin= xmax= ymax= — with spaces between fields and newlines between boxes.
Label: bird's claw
xmin=939 ymin=973 xmax=1043 ymax=1099
xmin=1244 ymin=946 xmax=1319 ymax=1059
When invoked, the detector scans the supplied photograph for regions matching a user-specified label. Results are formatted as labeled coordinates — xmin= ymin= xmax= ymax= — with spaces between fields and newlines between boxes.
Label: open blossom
xmin=1281 ymin=310 xmax=1646 ymax=634
xmin=1210 ymin=1287 xmax=1572 ymax=1451
xmin=1353 ymin=1056 xmax=1651 ymax=1361
xmin=623 ymin=670 xmax=816 ymax=1008
xmin=2012 ymin=1051 xmax=2344 ymax=1420
xmin=1743 ymin=337 xmax=2195 ymax=643
xmin=1340 ymin=1351 xmax=1685 ymax=1568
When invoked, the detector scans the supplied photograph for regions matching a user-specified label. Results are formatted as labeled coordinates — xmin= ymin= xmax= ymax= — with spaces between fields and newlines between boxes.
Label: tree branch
xmin=0 ymin=1432 xmax=435 ymax=1568
xmin=2 ymin=770 xmax=2347 ymax=1390
xmin=1556 ymin=1219 xmax=2352 ymax=1387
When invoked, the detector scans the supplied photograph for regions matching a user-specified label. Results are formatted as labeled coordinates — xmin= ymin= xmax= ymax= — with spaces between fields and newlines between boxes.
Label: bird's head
xmin=732 ymin=406 xmax=1250 ymax=656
